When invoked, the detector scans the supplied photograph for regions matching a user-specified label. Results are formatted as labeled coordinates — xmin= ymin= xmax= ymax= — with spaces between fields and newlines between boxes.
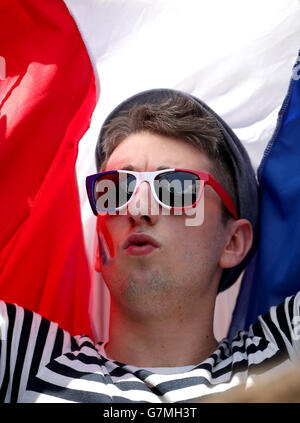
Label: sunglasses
xmin=86 ymin=168 xmax=238 ymax=219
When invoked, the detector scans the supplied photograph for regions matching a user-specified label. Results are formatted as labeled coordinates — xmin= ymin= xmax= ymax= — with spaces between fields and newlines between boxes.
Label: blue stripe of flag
xmin=229 ymin=49 xmax=300 ymax=338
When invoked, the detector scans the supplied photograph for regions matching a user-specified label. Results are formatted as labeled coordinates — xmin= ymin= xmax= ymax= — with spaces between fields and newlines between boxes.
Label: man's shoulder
xmin=232 ymin=292 xmax=300 ymax=363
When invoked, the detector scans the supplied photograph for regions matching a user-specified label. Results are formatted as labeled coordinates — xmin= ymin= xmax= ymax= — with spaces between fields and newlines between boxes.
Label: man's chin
xmin=125 ymin=269 xmax=172 ymax=297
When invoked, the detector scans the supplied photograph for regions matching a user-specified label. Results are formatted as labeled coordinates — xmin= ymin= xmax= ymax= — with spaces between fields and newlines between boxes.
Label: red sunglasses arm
xmin=175 ymin=169 xmax=238 ymax=219
xmin=206 ymin=174 xmax=238 ymax=219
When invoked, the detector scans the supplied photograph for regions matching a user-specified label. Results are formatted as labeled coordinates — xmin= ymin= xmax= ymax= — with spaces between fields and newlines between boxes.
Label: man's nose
xmin=127 ymin=181 xmax=159 ymax=225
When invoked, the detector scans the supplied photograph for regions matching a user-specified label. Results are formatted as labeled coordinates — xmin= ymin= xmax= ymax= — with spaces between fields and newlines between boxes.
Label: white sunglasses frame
xmin=92 ymin=168 xmax=205 ymax=213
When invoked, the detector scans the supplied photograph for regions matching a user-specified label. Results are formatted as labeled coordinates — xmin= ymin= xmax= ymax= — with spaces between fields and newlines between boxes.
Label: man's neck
xmin=105 ymin=299 xmax=218 ymax=368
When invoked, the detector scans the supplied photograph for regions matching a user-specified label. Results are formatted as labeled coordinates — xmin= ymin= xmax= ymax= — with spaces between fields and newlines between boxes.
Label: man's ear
xmin=219 ymin=218 xmax=253 ymax=269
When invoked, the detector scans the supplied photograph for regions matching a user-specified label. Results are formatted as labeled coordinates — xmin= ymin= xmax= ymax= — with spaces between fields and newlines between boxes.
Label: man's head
xmin=91 ymin=89 xmax=259 ymax=297
xmin=98 ymin=93 xmax=237 ymax=224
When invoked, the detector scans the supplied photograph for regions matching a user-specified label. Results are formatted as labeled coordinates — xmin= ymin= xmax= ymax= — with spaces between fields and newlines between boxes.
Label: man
xmin=0 ymin=88 xmax=299 ymax=403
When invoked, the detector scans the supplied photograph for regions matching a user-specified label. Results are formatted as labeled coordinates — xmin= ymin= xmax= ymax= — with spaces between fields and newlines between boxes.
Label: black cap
xmin=95 ymin=88 xmax=259 ymax=292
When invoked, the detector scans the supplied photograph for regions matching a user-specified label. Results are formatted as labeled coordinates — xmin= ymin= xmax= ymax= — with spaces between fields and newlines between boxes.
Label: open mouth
xmin=125 ymin=243 xmax=157 ymax=256
xmin=123 ymin=233 xmax=161 ymax=256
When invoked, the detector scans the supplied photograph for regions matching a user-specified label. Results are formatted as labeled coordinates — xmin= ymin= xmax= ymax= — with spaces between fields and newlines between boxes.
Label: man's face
xmin=99 ymin=131 xmax=231 ymax=318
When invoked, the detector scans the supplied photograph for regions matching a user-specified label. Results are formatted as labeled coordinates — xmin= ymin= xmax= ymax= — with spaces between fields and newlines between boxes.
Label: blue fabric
xmin=229 ymin=50 xmax=300 ymax=338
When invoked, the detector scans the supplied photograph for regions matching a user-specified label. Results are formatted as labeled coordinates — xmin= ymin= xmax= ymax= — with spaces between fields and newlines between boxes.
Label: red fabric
xmin=0 ymin=0 xmax=97 ymax=337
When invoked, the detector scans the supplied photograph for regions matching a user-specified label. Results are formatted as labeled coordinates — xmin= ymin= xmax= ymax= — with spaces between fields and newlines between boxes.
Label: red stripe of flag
xmin=0 ymin=0 xmax=97 ymax=337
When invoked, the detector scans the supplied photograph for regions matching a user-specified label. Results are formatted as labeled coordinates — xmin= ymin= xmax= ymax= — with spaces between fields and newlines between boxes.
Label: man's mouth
xmin=123 ymin=233 xmax=161 ymax=256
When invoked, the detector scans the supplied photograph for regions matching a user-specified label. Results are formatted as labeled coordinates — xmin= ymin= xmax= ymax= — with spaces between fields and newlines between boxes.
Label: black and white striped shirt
xmin=1 ymin=292 xmax=300 ymax=403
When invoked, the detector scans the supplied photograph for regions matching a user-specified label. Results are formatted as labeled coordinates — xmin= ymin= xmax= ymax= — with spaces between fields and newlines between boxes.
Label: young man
xmin=0 ymin=88 xmax=299 ymax=403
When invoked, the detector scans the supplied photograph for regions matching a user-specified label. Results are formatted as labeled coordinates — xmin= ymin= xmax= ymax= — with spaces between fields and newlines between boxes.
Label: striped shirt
xmin=0 ymin=292 xmax=300 ymax=403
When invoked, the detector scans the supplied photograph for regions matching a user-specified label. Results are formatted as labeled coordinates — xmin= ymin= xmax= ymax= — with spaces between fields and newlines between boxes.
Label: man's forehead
xmin=105 ymin=153 xmax=212 ymax=173
xmin=104 ymin=132 xmax=213 ymax=172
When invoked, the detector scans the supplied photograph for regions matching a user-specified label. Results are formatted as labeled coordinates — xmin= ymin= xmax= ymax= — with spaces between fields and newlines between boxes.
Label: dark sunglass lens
xmin=94 ymin=172 xmax=136 ymax=210
xmin=154 ymin=171 xmax=199 ymax=207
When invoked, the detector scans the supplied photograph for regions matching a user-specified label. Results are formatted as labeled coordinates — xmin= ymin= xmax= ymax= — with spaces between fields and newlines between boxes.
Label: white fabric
xmin=63 ymin=0 xmax=300 ymax=341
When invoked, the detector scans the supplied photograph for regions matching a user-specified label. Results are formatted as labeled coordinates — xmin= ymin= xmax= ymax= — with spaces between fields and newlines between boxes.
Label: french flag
xmin=1 ymin=0 xmax=300 ymax=342
xmin=229 ymin=51 xmax=300 ymax=337
xmin=0 ymin=0 xmax=96 ymax=337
